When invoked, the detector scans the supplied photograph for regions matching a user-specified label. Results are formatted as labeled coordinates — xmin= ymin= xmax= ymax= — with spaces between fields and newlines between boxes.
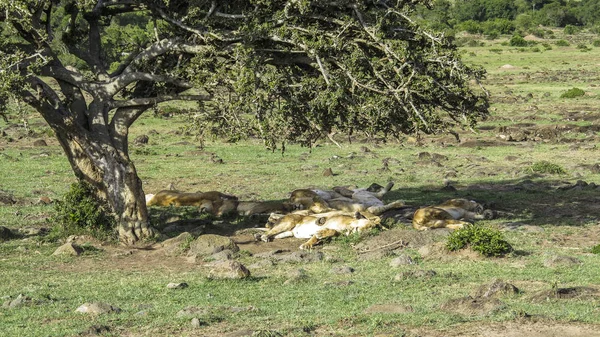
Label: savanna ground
xmin=1 ymin=31 xmax=600 ymax=336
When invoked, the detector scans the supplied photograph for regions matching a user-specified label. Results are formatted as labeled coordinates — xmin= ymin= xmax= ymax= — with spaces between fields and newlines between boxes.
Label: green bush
xmin=591 ymin=244 xmax=600 ymax=255
xmin=593 ymin=40 xmax=600 ymax=47
xmin=554 ymin=39 xmax=570 ymax=47
xmin=563 ymin=25 xmax=580 ymax=35
xmin=528 ymin=160 xmax=566 ymax=174
xmin=446 ymin=225 xmax=512 ymax=257
xmin=47 ymin=181 xmax=115 ymax=240
xmin=560 ymin=87 xmax=586 ymax=99
xmin=509 ymin=34 xmax=528 ymax=47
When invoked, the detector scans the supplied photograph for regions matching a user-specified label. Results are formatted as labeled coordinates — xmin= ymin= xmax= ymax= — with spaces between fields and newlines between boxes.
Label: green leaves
xmin=446 ymin=225 xmax=513 ymax=257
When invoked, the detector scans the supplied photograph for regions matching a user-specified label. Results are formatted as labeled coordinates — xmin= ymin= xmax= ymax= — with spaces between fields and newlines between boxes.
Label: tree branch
xmin=109 ymin=94 xmax=211 ymax=109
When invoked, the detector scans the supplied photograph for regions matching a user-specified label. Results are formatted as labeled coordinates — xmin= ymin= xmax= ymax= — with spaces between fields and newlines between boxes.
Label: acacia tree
xmin=0 ymin=0 xmax=489 ymax=244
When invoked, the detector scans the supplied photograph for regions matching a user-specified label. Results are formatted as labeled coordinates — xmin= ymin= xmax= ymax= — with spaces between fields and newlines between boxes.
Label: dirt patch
xmin=411 ymin=321 xmax=600 ymax=337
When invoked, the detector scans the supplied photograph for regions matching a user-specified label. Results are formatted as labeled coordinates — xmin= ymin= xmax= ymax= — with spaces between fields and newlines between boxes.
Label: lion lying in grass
xmin=288 ymin=182 xmax=405 ymax=215
xmin=259 ymin=211 xmax=381 ymax=250
xmin=145 ymin=190 xmax=238 ymax=216
xmin=412 ymin=199 xmax=495 ymax=231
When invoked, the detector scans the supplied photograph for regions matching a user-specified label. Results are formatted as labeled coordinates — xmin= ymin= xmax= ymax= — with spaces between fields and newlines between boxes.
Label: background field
xmin=1 ymin=31 xmax=600 ymax=336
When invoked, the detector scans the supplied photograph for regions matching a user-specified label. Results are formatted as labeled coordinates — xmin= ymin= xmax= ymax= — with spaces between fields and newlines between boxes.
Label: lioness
xmin=260 ymin=211 xmax=381 ymax=250
xmin=145 ymin=190 xmax=238 ymax=216
xmin=288 ymin=182 xmax=404 ymax=215
xmin=412 ymin=199 xmax=494 ymax=231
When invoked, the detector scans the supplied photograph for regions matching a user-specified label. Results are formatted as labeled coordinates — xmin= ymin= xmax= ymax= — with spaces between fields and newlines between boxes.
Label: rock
xmin=167 ymin=282 xmax=189 ymax=289
xmin=32 ymin=139 xmax=48 ymax=147
xmin=52 ymin=242 xmax=84 ymax=256
xmin=204 ymin=249 xmax=235 ymax=262
xmin=273 ymin=251 xmax=324 ymax=263
xmin=389 ymin=255 xmax=414 ymax=267
xmin=191 ymin=318 xmax=202 ymax=328
xmin=322 ymin=167 xmax=334 ymax=177
xmin=208 ymin=260 xmax=250 ymax=280
xmin=0 ymin=226 xmax=17 ymax=241
xmin=474 ymin=279 xmax=519 ymax=298
xmin=75 ymin=302 xmax=121 ymax=314
xmin=133 ymin=135 xmax=149 ymax=144
xmin=3 ymin=294 xmax=32 ymax=309
xmin=187 ymin=234 xmax=239 ymax=258
xmin=284 ymin=268 xmax=309 ymax=285
xmin=543 ymin=254 xmax=582 ymax=268
xmin=330 ymin=265 xmax=355 ymax=274
xmin=162 ymin=232 xmax=194 ymax=257
xmin=364 ymin=304 xmax=414 ymax=314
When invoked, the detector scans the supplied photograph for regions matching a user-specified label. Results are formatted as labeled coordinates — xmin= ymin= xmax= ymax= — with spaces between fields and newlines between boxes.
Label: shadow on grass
xmin=149 ymin=176 xmax=600 ymax=240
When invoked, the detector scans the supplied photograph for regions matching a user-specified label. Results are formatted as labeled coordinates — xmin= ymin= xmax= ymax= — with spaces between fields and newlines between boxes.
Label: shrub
xmin=554 ymin=39 xmax=570 ymax=47
xmin=577 ymin=43 xmax=591 ymax=52
xmin=593 ymin=40 xmax=600 ymax=47
xmin=47 ymin=181 xmax=115 ymax=240
xmin=509 ymin=34 xmax=528 ymax=47
xmin=591 ymin=244 xmax=600 ymax=255
xmin=447 ymin=225 xmax=512 ymax=257
xmin=563 ymin=25 xmax=580 ymax=35
xmin=560 ymin=87 xmax=585 ymax=99
xmin=528 ymin=161 xmax=566 ymax=174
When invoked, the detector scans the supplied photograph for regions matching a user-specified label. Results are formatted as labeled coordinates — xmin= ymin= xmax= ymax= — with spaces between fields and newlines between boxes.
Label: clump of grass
xmin=560 ymin=87 xmax=585 ymax=99
xmin=447 ymin=225 xmax=512 ymax=257
xmin=591 ymin=244 xmax=600 ymax=255
xmin=528 ymin=160 xmax=566 ymax=174
xmin=47 ymin=181 xmax=116 ymax=241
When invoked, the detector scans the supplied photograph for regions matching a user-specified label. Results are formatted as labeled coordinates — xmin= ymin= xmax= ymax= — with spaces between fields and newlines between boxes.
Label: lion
xmin=235 ymin=200 xmax=297 ymax=216
xmin=288 ymin=182 xmax=405 ymax=215
xmin=259 ymin=211 xmax=381 ymax=250
xmin=412 ymin=199 xmax=495 ymax=231
xmin=145 ymin=190 xmax=238 ymax=216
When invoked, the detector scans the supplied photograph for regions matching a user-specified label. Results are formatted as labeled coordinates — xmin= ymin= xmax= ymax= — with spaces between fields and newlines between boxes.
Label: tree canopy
xmin=0 ymin=0 xmax=490 ymax=243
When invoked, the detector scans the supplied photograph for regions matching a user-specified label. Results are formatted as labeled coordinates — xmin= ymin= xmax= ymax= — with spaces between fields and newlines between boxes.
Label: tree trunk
xmin=55 ymin=129 xmax=156 ymax=244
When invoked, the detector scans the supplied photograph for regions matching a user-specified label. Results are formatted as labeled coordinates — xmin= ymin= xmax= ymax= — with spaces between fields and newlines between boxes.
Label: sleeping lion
xmin=412 ymin=199 xmax=495 ymax=231
xmin=259 ymin=211 xmax=381 ymax=250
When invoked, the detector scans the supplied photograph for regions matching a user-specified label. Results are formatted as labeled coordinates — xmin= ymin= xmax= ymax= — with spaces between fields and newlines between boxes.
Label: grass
xmin=2 ymin=30 xmax=600 ymax=336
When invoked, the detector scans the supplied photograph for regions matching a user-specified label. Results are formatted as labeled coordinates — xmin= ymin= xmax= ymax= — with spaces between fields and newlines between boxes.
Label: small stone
xmin=389 ymin=255 xmax=414 ymax=267
xmin=322 ymin=168 xmax=334 ymax=176
xmin=191 ymin=318 xmax=201 ymax=328
xmin=207 ymin=260 xmax=250 ymax=280
xmin=32 ymin=139 xmax=48 ymax=147
xmin=75 ymin=302 xmax=121 ymax=314
xmin=133 ymin=135 xmax=149 ymax=144
xmin=167 ymin=282 xmax=189 ymax=289
xmin=52 ymin=242 xmax=84 ymax=256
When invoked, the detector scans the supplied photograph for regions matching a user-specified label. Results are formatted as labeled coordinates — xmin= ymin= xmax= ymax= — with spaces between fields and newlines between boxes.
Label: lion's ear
xmin=355 ymin=212 xmax=366 ymax=219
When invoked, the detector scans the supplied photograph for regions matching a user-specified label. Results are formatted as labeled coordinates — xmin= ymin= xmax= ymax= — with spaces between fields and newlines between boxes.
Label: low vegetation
xmin=446 ymin=225 xmax=513 ymax=257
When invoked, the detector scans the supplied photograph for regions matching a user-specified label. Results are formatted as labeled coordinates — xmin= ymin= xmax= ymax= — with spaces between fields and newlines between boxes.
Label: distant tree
xmin=0 ymin=0 xmax=489 ymax=244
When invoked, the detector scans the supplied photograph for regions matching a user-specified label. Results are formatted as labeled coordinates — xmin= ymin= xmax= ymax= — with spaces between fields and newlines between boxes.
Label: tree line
xmin=416 ymin=0 xmax=600 ymax=37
